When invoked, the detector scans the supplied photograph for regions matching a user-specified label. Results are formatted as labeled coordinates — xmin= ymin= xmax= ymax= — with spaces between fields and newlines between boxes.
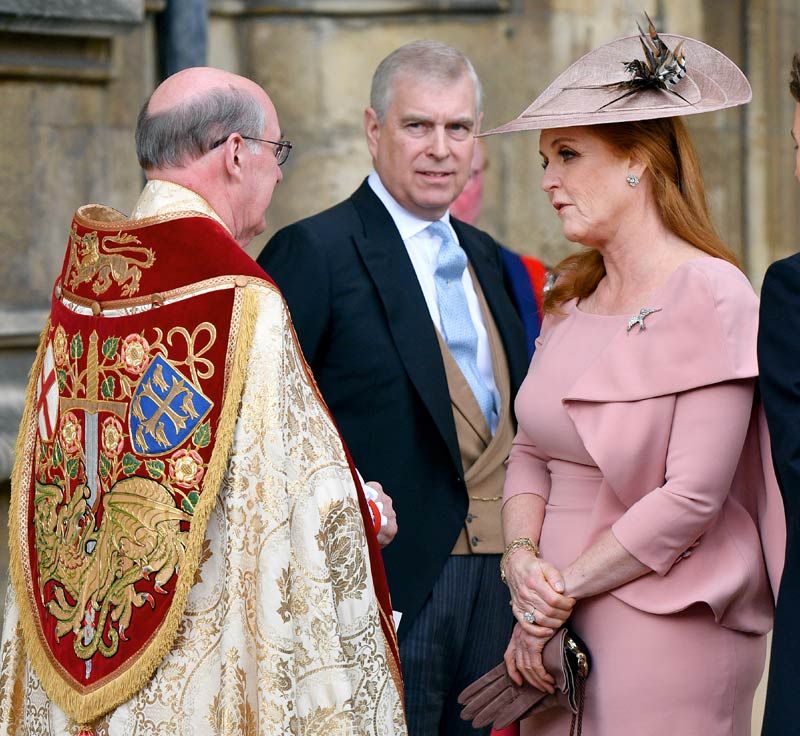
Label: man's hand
xmin=365 ymin=481 xmax=398 ymax=547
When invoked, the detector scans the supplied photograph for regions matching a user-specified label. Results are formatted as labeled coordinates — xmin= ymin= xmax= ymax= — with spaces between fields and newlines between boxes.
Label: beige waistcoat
xmin=437 ymin=268 xmax=514 ymax=555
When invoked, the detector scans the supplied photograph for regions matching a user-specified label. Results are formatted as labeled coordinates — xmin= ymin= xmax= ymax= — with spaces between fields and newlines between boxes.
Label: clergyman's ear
xmin=224 ymin=133 xmax=246 ymax=179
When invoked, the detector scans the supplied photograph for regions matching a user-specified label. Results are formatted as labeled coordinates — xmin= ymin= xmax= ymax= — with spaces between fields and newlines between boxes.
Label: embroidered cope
xmin=0 ymin=182 xmax=405 ymax=735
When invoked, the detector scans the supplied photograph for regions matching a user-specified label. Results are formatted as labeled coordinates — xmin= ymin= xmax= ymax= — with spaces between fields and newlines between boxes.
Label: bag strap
xmin=568 ymin=673 xmax=587 ymax=736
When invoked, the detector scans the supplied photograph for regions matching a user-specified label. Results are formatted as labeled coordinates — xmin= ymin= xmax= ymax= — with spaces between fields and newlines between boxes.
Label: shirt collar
xmin=367 ymin=171 xmax=453 ymax=242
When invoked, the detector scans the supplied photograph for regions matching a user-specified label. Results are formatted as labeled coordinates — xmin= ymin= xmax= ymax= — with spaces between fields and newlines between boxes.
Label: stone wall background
xmin=0 ymin=0 xmax=798 ymax=728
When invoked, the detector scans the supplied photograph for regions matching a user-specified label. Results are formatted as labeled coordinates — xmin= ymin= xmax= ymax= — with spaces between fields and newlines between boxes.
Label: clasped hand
xmin=504 ymin=550 xmax=575 ymax=690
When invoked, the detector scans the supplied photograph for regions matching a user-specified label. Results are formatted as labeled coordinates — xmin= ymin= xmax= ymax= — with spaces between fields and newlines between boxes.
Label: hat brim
xmin=480 ymin=34 xmax=751 ymax=136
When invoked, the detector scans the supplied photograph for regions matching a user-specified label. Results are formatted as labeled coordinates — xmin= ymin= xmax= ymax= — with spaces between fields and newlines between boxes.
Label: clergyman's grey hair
xmin=370 ymin=40 xmax=483 ymax=123
xmin=135 ymin=87 xmax=265 ymax=170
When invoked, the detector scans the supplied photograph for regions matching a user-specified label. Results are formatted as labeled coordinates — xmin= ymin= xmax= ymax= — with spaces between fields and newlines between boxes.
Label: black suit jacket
xmin=257 ymin=179 xmax=527 ymax=639
xmin=758 ymin=253 xmax=800 ymax=735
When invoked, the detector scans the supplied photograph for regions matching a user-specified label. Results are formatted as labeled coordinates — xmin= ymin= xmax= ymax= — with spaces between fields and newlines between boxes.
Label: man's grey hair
xmin=370 ymin=40 xmax=483 ymax=123
xmin=791 ymin=52 xmax=800 ymax=104
xmin=135 ymin=87 xmax=265 ymax=170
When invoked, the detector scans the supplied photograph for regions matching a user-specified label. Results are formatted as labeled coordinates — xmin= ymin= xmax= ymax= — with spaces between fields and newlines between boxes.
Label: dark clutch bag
xmin=457 ymin=628 xmax=590 ymax=734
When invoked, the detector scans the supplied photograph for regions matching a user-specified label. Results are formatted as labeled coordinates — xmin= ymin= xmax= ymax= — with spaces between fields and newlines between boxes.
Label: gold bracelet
xmin=500 ymin=537 xmax=540 ymax=584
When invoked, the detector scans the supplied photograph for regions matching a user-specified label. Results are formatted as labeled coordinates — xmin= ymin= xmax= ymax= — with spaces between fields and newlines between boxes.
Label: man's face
xmin=237 ymin=98 xmax=284 ymax=247
xmin=365 ymin=73 xmax=477 ymax=221
xmin=450 ymin=142 xmax=487 ymax=225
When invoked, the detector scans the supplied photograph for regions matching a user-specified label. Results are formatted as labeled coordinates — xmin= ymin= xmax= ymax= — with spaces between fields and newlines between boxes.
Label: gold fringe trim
xmin=8 ymin=319 xmax=51 ymax=716
xmin=9 ymin=289 xmax=261 ymax=724
xmin=382 ymin=625 xmax=405 ymax=711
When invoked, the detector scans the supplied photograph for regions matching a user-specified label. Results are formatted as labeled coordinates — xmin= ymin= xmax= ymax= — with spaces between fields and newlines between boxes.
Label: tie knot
xmin=426 ymin=220 xmax=452 ymax=245
xmin=428 ymin=221 xmax=466 ymax=282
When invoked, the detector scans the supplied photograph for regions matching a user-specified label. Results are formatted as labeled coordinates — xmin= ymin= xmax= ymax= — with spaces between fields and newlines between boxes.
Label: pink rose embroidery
xmin=121 ymin=334 xmax=150 ymax=376
xmin=169 ymin=448 xmax=205 ymax=489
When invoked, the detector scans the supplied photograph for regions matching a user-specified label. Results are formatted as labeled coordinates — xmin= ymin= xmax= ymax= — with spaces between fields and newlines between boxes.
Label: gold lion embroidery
xmin=66 ymin=226 xmax=156 ymax=296
xmin=33 ymin=476 xmax=191 ymax=673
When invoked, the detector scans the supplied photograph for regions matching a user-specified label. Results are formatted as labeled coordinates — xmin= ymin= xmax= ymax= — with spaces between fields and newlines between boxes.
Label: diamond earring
xmin=626 ymin=174 xmax=639 ymax=187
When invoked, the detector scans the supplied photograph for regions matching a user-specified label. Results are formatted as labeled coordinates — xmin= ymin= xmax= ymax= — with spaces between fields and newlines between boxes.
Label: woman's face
xmin=793 ymin=103 xmax=800 ymax=183
xmin=539 ymin=126 xmax=633 ymax=247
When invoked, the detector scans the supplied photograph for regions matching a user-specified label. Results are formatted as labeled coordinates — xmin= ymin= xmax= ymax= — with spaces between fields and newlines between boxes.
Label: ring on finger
xmin=522 ymin=608 xmax=536 ymax=625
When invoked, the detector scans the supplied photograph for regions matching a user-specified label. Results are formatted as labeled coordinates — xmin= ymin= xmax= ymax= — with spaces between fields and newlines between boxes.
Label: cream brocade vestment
xmin=0 ymin=182 xmax=406 ymax=735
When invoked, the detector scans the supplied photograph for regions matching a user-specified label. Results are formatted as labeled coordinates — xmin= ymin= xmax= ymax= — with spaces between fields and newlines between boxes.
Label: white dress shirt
xmin=367 ymin=171 xmax=501 ymax=434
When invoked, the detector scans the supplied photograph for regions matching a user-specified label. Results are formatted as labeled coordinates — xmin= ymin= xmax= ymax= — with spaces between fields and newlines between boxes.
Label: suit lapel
xmin=350 ymin=182 xmax=463 ymax=473
xmin=452 ymin=219 xmax=528 ymax=392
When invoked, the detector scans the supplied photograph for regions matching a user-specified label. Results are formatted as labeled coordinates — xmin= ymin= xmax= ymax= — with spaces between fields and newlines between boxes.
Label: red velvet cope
xmin=28 ymin=211 xmax=402 ymax=692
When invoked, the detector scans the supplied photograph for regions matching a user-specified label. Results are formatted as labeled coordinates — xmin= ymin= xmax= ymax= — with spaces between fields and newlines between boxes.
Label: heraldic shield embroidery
xmin=31 ymin=319 xmax=222 ymax=680
xmin=10 ymin=244 xmax=247 ymax=723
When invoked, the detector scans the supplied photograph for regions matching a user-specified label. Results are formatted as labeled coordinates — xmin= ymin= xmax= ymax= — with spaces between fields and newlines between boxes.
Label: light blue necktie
xmin=428 ymin=220 xmax=496 ymax=430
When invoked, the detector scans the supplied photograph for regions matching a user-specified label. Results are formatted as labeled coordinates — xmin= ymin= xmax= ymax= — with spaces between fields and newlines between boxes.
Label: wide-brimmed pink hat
xmin=481 ymin=18 xmax=751 ymax=135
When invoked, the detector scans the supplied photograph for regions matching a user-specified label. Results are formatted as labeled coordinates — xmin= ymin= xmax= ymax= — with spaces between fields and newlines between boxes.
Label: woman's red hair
xmin=544 ymin=117 xmax=739 ymax=314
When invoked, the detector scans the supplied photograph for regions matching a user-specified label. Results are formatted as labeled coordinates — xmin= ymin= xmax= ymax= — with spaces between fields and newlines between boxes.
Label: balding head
xmin=147 ymin=67 xmax=268 ymax=116
xmin=135 ymin=67 xmax=285 ymax=248
xmin=136 ymin=67 xmax=276 ymax=171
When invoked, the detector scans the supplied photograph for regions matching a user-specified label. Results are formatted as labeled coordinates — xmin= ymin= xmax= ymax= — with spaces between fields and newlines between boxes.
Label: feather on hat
xmin=481 ymin=15 xmax=751 ymax=136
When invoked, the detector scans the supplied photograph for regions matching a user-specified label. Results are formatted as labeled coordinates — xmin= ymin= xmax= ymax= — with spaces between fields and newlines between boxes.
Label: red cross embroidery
xmin=37 ymin=365 xmax=56 ymax=438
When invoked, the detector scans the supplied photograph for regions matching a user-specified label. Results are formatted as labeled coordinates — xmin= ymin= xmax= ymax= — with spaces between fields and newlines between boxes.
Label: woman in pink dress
xmin=481 ymin=19 xmax=785 ymax=736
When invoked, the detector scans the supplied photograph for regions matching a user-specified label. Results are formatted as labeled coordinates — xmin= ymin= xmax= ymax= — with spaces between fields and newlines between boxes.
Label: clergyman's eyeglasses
xmin=209 ymin=135 xmax=292 ymax=166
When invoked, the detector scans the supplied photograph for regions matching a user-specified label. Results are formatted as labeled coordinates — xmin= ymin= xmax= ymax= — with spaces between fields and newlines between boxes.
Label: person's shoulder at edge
xmin=763 ymin=250 xmax=800 ymax=284
xmin=261 ymin=192 xmax=363 ymax=256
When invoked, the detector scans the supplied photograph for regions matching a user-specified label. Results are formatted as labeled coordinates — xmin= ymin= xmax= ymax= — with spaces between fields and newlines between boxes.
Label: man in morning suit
xmin=258 ymin=41 xmax=528 ymax=735
xmin=758 ymin=52 xmax=800 ymax=736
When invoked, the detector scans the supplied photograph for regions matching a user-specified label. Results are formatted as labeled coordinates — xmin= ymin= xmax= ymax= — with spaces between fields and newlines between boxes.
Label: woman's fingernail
xmin=555 ymin=582 xmax=564 ymax=592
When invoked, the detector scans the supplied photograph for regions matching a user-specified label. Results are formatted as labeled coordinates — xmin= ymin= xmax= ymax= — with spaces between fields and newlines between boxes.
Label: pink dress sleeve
xmin=503 ymin=327 xmax=552 ymax=505
xmin=612 ymin=378 xmax=755 ymax=576
xmin=503 ymin=426 xmax=552 ymax=505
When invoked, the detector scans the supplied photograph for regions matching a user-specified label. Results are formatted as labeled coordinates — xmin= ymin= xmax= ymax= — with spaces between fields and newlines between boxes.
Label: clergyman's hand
xmin=365 ymin=481 xmax=398 ymax=547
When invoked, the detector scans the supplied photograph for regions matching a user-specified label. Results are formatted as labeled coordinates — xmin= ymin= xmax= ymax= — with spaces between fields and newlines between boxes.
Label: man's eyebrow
xmin=399 ymin=113 xmax=433 ymax=124
xmin=398 ymin=114 xmax=475 ymax=126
